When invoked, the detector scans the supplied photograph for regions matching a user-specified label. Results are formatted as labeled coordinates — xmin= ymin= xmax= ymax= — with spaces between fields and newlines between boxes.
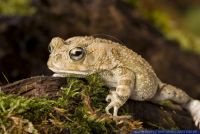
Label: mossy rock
xmin=0 ymin=75 xmax=142 ymax=134
xmin=0 ymin=75 xmax=197 ymax=133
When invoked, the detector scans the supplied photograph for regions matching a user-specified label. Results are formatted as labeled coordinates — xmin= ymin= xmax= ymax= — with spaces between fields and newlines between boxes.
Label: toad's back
xmin=112 ymin=44 xmax=159 ymax=101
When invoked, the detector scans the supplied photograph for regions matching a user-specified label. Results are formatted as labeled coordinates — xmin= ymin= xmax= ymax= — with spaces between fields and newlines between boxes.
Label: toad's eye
xmin=69 ymin=47 xmax=85 ymax=61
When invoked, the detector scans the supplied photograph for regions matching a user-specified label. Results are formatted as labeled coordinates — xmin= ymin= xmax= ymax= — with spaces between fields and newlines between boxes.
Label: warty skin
xmin=47 ymin=36 xmax=200 ymax=128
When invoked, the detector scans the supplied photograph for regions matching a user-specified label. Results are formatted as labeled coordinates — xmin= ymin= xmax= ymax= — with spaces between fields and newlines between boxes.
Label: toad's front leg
xmin=105 ymin=69 xmax=135 ymax=116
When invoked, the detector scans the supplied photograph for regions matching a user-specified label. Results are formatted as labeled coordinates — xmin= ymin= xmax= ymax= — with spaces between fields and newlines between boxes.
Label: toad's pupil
xmin=72 ymin=50 xmax=82 ymax=56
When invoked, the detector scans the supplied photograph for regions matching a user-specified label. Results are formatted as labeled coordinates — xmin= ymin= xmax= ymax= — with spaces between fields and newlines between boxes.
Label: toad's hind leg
xmin=151 ymin=81 xmax=200 ymax=128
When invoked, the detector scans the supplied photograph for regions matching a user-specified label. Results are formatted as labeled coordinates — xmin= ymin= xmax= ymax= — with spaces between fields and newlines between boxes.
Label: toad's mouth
xmin=49 ymin=67 xmax=92 ymax=76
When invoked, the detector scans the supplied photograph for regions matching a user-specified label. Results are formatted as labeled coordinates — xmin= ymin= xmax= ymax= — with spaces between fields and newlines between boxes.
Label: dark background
xmin=0 ymin=0 xmax=200 ymax=99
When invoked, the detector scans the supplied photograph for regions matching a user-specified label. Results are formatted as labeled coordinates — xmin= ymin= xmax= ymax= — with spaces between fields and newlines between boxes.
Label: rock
xmin=0 ymin=76 xmax=197 ymax=130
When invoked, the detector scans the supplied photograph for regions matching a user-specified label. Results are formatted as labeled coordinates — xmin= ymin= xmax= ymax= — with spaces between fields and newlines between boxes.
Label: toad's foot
xmin=185 ymin=100 xmax=200 ymax=129
xmin=105 ymin=90 xmax=122 ymax=116
xmin=105 ymin=90 xmax=130 ymax=118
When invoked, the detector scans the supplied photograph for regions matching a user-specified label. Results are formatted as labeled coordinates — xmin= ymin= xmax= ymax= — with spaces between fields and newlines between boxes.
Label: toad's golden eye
xmin=69 ymin=47 xmax=85 ymax=61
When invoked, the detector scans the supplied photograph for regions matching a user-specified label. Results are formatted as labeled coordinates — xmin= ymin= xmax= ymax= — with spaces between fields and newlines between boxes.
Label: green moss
xmin=162 ymin=116 xmax=179 ymax=130
xmin=0 ymin=0 xmax=36 ymax=16
xmin=158 ymin=100 xmax=175 ymax=107
xmin=0 ymin=74 xmax=142 ymax=133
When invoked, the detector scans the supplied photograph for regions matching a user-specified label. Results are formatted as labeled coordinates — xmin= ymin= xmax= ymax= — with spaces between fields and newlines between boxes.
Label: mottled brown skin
xmin=47 ymin=36 xmax=200 ymax=128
